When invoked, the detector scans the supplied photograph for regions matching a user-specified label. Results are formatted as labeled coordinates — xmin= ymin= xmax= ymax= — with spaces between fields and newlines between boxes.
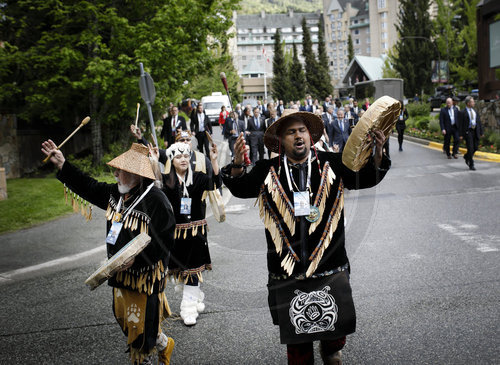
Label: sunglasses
xmin=178 ymin=138 xmax=191 ymax=142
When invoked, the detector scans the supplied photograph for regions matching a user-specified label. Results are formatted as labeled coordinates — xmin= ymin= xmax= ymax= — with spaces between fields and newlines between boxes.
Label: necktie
xmin=339 ymin=119 xmax=343 ymax=132
xmin=255 ymin=118 xmax=259 ymax=129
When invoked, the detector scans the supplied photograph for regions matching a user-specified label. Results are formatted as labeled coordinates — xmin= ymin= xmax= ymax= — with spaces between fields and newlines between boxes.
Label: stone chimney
xmin=261 ymin=10 xmax=265 ymax=18
xmin=289 ymin=9 xmax=294 ymax=18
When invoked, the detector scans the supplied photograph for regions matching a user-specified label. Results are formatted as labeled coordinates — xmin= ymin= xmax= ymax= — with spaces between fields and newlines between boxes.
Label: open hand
xmin=41 ymin=139 xmax=65 ymax=170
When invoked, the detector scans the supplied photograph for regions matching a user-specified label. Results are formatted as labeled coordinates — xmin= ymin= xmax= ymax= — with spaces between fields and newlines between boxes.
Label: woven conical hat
xmin=107 ymin=143 xmax=156 ymax=180
xmin=264 ymin=110 xmax=324 ymax=153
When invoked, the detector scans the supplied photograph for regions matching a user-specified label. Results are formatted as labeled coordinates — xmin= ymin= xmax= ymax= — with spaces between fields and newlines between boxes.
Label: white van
xmin=200 ymin=92 xmax=232 ymax=125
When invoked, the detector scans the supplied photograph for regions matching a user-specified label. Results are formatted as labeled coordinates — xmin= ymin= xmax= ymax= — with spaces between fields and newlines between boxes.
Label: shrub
xmin=407 ymin=102 xmax=431 ymax=117
xmin=429 ymin=120 xmax=440 ymax=133
xmin=415 ymin=117 xmax=430 ymax=130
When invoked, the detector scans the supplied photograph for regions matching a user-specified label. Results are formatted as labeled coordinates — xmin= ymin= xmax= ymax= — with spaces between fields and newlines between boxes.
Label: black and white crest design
xmin=289 ymin=286 xmax=338 ymax=334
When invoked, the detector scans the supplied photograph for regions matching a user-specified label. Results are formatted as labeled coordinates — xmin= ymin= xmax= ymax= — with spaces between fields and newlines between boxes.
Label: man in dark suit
xmin=247 ymin=107 xmax=266 ymax=164
xmin=265 ymin=108 xmax=278 ymax=158
xmin=239 ymin=106 xmax=252 ymax=161
xmin=459 ymin=96 xmax=484 ymax=171
xmin=223 ymin=111 xmax=239 ymax=158
xmin=322 ymin=106 xmax=335 ymax=147
xmin=277 ymin=100 xmax=285 ymax=117
xmin=160 ymin=106 xmax=187 ymax=148
xmin=330 ymin=109 xmax=351 ymax=152
xmin=190 ymin=103 xmax=213 ymax=155
xmin=439 ymin=97 xmax=460 ymax=159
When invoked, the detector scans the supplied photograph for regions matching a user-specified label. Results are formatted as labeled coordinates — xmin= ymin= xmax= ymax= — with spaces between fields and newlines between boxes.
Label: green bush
xmin=406 ymin=117 xmax=416 ymax=128
xmin=415 ymin=117 xmax=430 ymax=130
xmin=487 ymin=131 xmax=500 ymax=150
xmin=407 ymin=103 xmax=431 ymax=117
xmin=429 ymin=120 xmax=440 ymax=133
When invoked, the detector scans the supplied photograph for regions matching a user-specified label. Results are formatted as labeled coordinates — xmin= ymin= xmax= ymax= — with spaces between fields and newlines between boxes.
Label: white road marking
xmin=0 ymin=245 xmax=106 ymax=281
xmin=438 ymin=222 xmax=499 ymax=253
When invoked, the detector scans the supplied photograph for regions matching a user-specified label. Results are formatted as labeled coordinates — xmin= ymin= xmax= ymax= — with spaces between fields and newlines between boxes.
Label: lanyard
xmin=283 ymin=152 xmax=311 ymax=193
xmin=115 ymin=182 xmax=154 ymax=222
xmin=176 ymin=173 xmax=190 ymax=197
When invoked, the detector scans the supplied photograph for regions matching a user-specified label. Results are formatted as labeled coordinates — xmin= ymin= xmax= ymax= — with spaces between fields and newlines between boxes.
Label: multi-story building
xmin=233 ymin=10 xmax=321 ymax=101
xmin=368 ymin=0 xmax=399 ymax=58
xmin=322 ymin=0 xmax=367 ymax=87
xmin=323 ymin=0 xmax=400 ymax=90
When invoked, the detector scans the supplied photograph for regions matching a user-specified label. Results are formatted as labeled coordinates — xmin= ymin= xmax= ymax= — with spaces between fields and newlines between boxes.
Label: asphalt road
xmin=0 ymin=131 xmax=499 ymax=364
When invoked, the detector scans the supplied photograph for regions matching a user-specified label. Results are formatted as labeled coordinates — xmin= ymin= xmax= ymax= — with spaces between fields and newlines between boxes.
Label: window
xmin=355 ymin=48 xmax=361 ymax=54
xmin=381 ymin=42 xmax=387 ymax=49
xmin=330 ymin=61 xmax=334 ymax=66
xmin=330 ymin=14 xmax=335 ymax=21
xmin=242 ymin=56 xmax=247 ymax=60
xmin=257 ymin=55 xmax=261 ymax=60
xmin=240 ymin=37 xmax=246 ymax=41
xmin=381 ymin=32 xmax=387 ymax=39
xmin=366 ymin=37 xmax=370 ymax=44
xmin=240 ymin=46 xmax=246 ymax=51
xmin=311 ymin=26 xmax=319 ymax=32
xmin=333 ymin=45 xmax=337 ymax=50
xmin=354 ymin=30 xmax=359 ymax=35
xmin=381 ymin=22 xmax=386 ymax=29
xmin=367 ymin=46 xmax=371 ymax=53
xmin=354 ymin=20 xmax=359 ymax=25
xmin=355 ymin=39 xmax=360 ymax=45
xmin=378 ymin=0 xmax=386 ymax=9
xmin=380 ymin=12 xmax=387 ymax=19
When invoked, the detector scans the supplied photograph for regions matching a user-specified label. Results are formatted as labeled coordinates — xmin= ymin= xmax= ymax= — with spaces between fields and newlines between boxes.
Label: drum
xmin=342 ymin=96 xmax=401 ymax=171
xmin=85 ymin=233 xmax=151 ymax=290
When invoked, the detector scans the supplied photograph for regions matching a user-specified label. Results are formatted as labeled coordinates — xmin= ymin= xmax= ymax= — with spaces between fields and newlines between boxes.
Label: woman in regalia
xmin=153 ymin=141 xmax=219 ymax=326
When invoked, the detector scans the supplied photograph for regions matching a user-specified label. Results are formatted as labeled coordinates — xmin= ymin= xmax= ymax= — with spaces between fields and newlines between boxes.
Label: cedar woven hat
xmin=264 ymin=109 xmax=324 ymax=153
xmin=107 ymin=143 xmax=156 ymax=180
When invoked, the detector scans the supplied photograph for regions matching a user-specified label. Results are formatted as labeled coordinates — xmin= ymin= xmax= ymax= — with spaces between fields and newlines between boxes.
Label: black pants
xmin=443 ymin=125 xmax=460 ymax=156
xmin=464 ymin=129 xmax=479 ymax=166
xmin=249 ymin=132 xmax=265 ymax=164
xmin=195 ymin=131 xmax=210 ymax=155
xmin=396 ymin=125 xmax=405 ymax=148
xmin=228 ymin=136 xmax=237 ymax=157
xmin=286 ymin=337 xmax=346 ymax=365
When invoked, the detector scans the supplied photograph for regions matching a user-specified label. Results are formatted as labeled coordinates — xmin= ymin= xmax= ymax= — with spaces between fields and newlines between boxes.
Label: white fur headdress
xmin=166 ymin=142 xmax=193 ymax=194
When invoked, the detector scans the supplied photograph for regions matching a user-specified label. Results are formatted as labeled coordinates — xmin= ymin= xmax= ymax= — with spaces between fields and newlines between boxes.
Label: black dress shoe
xmin=469 ymin=165 xmax=476 ymax=171
xmin=453 ymin=155 xmax=458 ymax=159
xmin=399 ymin=147 xmax=403 ymax=151
xmin=464 ymin=156 xmax=470 ymax=166
xmin=447 ymin=155 xmax=452 ymax=159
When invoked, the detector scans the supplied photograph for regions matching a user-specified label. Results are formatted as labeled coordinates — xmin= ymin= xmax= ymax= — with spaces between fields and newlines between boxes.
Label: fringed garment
xmin=113 ymin=287 xmax=171 ymax=364
xmin=163 ymin=170 xmax=216 ymax=283
xmin=221 ymin=151 xmax=390 ymax=279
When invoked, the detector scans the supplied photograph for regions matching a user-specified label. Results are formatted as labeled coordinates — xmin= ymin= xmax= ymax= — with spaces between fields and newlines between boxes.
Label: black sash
xmin=268 ymin=271 xmax=356 ymax=344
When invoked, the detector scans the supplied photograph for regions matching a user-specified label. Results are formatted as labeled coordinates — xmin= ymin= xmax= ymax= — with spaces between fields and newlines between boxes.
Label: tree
xmin=393 ymin=0 xmax=434 ymax=97
xmin=316 ymin=16 xmax=333 ymax=98
xmin=301 ymin=17 xmax=321 ymax=98
xmin=288 ymin=43 xmax=306 ymax=101
xmin=382 ymin=46 xmax=401 ymax=79
xmin=0 ymin=0 xmax=239 ymax=164
xmin=454 ymin=0 xmax=479 ymax=86
xmin=347 ymin=34 xmax=355 ymax=63
xmin=272 ymin=29 xmax=290 ymax=102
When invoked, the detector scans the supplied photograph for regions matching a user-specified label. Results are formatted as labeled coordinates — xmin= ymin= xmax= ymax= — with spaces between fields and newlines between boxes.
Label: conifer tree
xmin=272 ymin=29 xmax=290 ymax=101
xmin=301 ymin=17 xmax=320 ymax=98
xmin=289 ymin=43 xmax=306 ymax=100
xmin=394 ymin=0 xmax=434 ymax=96
xmin=316 ymin=16 xmax=333 ymax=97
xmin=347 ymin=34 xmax=355 ymax=63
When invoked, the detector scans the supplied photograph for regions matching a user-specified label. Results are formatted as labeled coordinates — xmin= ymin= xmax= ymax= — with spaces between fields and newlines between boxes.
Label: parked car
xmin=428 ymin=85 xmax=455 ymax=110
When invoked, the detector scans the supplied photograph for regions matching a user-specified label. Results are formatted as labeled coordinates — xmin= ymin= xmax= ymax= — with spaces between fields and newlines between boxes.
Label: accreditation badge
xmin=106 ymin=221 xmax=123 ymax=245
xmin=293 ymin=191 xmax=310 ymax=216
xmin=180 ymin=197 xmax=192 ymax=215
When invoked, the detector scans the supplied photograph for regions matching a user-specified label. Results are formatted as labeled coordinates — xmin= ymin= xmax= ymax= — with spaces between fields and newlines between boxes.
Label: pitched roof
xmin=236 ymin=12 xmax=321 ymax=29
xmin=342 ymin=55 xmax=385 ymax=83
